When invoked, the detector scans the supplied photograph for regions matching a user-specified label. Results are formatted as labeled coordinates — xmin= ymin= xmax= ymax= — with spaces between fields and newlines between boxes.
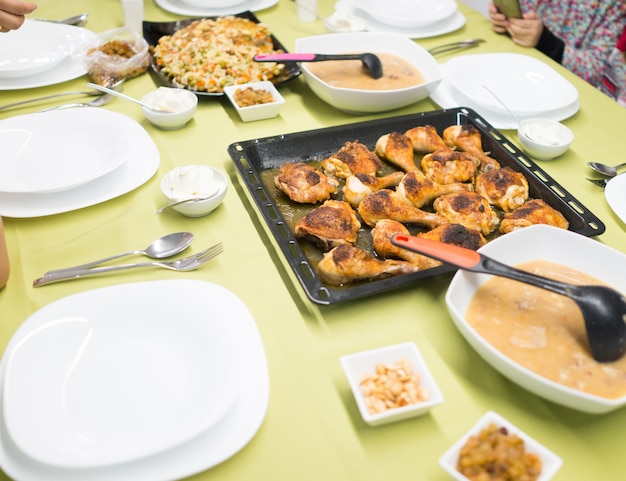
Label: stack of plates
xmin=0 ymin=280 xmax=269 ymax=481
xmin=0 ymin=20 xmax=96 ymax=90
xmin=334 ymin=0 xmax=466 ymax=38
xmin=0 ymin=108 xmax=159 ymax=218
xmin=155 ymin=0 xmax=278 ymax=16
xmin=430 ymin=53 xmax=580 ymax=129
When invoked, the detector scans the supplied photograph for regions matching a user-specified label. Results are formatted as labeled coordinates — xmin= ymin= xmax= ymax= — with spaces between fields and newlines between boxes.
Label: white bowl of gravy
xmin=295 ymin=32 xmax=441 ymax=114
xmin=445 ymin=224 xmax=626 ymax=414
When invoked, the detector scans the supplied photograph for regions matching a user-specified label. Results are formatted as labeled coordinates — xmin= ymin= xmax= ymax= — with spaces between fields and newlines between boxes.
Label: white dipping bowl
xmin=439 ymin=411 xmax=562 ymax=481
xmin=340 ymin=342 xmax=444 ymax=426
xmin=517 ymin=118 xmax=573 ymax=160
xmin=223 ymin=81 xmax=285 ymax=122
xmin=160 ymin=165 xmax=228 ymax=217
xmin=296 ymin=32 xmax=441 ymax=114
xmin=445 ymin=224 xmax=626 ymax=414
xmin=323 ymin=11 xmax=367 ymax=33
xmin=141 ymin=87 xmax=198 ymax=130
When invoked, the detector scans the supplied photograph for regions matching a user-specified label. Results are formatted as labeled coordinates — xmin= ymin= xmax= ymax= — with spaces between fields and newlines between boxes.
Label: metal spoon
xmin=156 ymin=194 xmax=218 ymax=215
xmin=85 ymin=82 xmax=173 ymax=113
xmin=35 ymin=13 xmax=89 ymax=27
xmin=254 ymin=52 xmax=383 ymax=79
xmin=428 ymin=38 xmax=485 ymax=56
xmin=587 ymin=161 xmax=626 ymax=177
xmin=41 ymin=232 xmax=194 ymax=276
xmin=482 ymin=84 xmax=535 ymax=139
xmin=391 ymin=234 xmax=626 ymax=363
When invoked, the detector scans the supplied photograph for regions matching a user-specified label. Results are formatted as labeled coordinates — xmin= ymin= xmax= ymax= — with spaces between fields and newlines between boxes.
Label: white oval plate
xmin=0 ymin=280 xmax=269 ymax=481
xmin=0 ymin=22 xmax=95 ymax=90
xmin=430 ymin=72 xmax=580 ymax=130
xmin=445 ymin=53 xmax=579 ymax=117
xmin=155 ymin=0 xmax=277 ymax=16
xmin=605 ymin=173 xmax=626 ymax=224
xmin=334 ymin=0 xmax=465 ymax=39
xmin=0 ymin=109 xmax=159 ymax=218
xmin=0 ymin=20 xmax=69 ymax=78
xmin=3 ymin=280 xmax=241 ymax=469
xmin=0 ymin=109 xmax=130 ymax=194
xmin=358 ymin=0 xmax=457 ymax=29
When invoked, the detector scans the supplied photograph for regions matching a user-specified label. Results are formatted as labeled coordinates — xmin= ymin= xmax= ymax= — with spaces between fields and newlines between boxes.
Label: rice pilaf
xmin=151 ymin=16 xmax=286 ymax=93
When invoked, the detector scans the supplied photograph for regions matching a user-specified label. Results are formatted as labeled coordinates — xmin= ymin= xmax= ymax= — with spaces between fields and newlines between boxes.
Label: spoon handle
xmin=254 ymin=53 xmax=367 ymax=63
xmin=390 ymin=234 xmax=576 ymax=298
xmin=85 ymin=82 xmax=147 ymax=109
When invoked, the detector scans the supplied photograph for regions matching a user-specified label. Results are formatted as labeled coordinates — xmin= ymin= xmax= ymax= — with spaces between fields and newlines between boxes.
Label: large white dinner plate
xmin=154 ymin=0 xmax=278 ymax=16
xmin=0 ymin=109 xmax=159 ymax=218
xmin=0 ymin=22 xmax=95 ymax=90
xmin=0 ymin=110 xmax=129 ymax=194
xmin=0 ymin=20 xmax=69 ymax=78
xmin=3 ymin=281 xmax=241 ymax=468
xmin=605 ymin=173 xmax=626 ymax=225
xmin=430 ymin=70 xmax=580 ymax=130
xmin=358 ymin=0 xmax=457 ymax=29
xmin=334 ymin=0 xmax=465 ymax=39
xmin=0 ymin=280 xmax=270 ymax=481
xmin=445 ymin=53 xmax=579 ymax=116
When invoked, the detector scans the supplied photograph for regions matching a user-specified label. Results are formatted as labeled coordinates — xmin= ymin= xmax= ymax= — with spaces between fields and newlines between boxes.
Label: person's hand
xmin=507 ymin=12 xmax=544 ymax=48
xmin=488 ymin=3 xmax=509 ymax=34
xmin=0 ymin=0 xmax=37 ymax=33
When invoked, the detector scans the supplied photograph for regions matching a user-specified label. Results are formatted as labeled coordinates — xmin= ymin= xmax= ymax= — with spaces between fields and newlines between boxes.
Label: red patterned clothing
xmin=520 ymin=0 xmax=626 ymax=89
xmin=599 ymin=26 xmax=626 ymax=106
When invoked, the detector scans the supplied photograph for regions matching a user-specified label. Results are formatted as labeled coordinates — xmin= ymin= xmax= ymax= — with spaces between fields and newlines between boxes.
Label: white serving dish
xmin=605 ymin=173 xmax=626 ymax=225
xmin=439 ymin=411 xmax=562 ymax=481
xmin=340 ymin=342 xmax=444 ymax=426
xmin=517 ymin=118 xmax=574 ymax=160
xmin=296 ymin=32 xmax=441 ymax=113
xmin=223 ymin=81 xmax=285 ymax=122
xmin=358 ymin=0 xmax=457 ymax=29
xmin=445 ymin=224 xmax=626 ymax=414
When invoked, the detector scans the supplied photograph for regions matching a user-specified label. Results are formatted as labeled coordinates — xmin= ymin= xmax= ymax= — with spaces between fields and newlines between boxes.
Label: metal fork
xmin=33 ymin=243 xmax=223 ymax=287
xmin=586 ymin=178 xmax=609 ymax=188
xmin=38 ymin=79 xmax=125 ymax=112
xmin=428 ymin=38 xmax=485 ymax=56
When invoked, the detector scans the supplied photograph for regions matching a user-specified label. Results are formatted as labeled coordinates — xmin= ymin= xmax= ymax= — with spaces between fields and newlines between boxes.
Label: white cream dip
xmin=164 ymin=166 xmax=221 ymax=201
xmin=523 ymin=121 xmax=563 ymax=145
xmin=145 ymin=87 xmax=196 ymax=114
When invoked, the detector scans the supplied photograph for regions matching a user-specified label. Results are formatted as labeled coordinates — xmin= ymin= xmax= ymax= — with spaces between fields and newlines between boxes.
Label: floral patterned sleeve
xmin=521 ymin=0 xmax=626 ymax=89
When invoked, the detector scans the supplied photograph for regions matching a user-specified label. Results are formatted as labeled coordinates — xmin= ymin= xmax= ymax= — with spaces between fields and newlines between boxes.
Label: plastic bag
xmin=82 ymin=27 xmax=149 ymax=86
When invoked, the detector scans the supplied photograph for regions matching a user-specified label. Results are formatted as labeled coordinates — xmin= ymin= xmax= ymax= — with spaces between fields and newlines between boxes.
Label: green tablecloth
xmin=1 ymin=1 xmax=625 ymax=479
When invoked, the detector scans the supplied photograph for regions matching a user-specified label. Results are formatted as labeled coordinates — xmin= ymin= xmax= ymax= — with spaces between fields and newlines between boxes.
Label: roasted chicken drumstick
xmin=321 ymin=140 xmax=382 ymax=179
xmin=358 ymin=189 xmax=447 ymax=229
xmin=375 ymin=132 xmax=420 ymax=172
xmin=475 ymin=167 xmax=529 ymax=212
xmin=499 ymin=199 xmax=569 ymax=234
xmin=404 ymin=125 xmax=450 ymax=153
xmin=433 ymin=191 xmax=500 ymax=236
xmin=343 ymin=172 xmax=405 ymax=208
xmin=421 ymin=150 xmax=478 ymax=185
xmin=443 ymin=124 xmax=501 ymax=171
xmin=396 ymin=171 xmax=473 ymax=208
xmin=274 ymin=162 xmax=339 ymax=204
xmin=294 ymin=200 xmax=361 ymax=251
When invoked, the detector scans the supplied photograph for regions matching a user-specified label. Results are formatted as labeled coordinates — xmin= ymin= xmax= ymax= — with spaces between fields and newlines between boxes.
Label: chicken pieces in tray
xmin=272 ymin=122 xmax=570 ymax=287
xmin=274 ymin=162 xmax=339 ymax=204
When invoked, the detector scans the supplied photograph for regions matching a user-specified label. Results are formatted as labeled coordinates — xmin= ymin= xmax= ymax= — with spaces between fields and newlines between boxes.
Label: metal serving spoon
xmin=41 ymin=232 xmax=194 ymax=276
xmin=156 ymin=194 xmax=218 ymax=215
xmin=85 ymin=83 xmax=172 ymax=112
xmin=587 ymin=161 xmax=626 ymax=177
xmin=254 ymin=52 xmax=383 ymax=79
xmin=391 ymin=234 xmax=626 ymax=363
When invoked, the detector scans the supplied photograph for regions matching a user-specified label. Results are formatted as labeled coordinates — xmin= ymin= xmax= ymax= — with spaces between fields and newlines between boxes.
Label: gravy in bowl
xmin=306 ymin=52 xmax=425 ymax=90
xmin=466 ymin=260 xmax=626 ymax=399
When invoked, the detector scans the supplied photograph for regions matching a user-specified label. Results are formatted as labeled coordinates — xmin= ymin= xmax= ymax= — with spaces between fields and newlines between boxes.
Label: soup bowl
xmin=295 ymin=32 xmax=441 ymax=113
xmin=445 ymin=224 xmax=626 ymax=414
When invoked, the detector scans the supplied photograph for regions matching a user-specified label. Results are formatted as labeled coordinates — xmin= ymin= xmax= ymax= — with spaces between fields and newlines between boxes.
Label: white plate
xmin=154 ymin=0 xmax=277 ymax=16
xmin=0 ymin=110 xmax=129 ymax=194
xmin=3 ymin=282 xmax=241 ymax=468
xmin=605 ymin=173 xmax=626 ymax=224
xmin=358 ymin=0 xmax=457 ymax=29
xmin=0 ymin=20 xmax=69 ymax=78
xmin=445 ymin=53 xmax=579 ymax=116
xmin=0 ymin=23 xmax=95 ymax=90
xmin=335 ymin=0 xmax=465 ymax=39
xmin=430 ymin=73 xmax=580 ymax=130
xmin=0 ymin=280 xmax=270 ymax=481
xmin=0 ymin=109 xmax=159 ymax=218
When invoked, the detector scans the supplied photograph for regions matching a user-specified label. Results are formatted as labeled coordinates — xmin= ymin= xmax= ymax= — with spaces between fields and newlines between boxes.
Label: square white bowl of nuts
xmin=439 ymin=411 xmax=562 ymax=481
xmin=340 ymin=342 xmax=444 ymax=427
xmin=223 ymin=81 xmax=285 ymax=122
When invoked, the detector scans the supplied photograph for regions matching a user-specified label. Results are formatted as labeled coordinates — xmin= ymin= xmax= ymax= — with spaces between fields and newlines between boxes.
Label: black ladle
xmin=253 ymin=53 xmax=383 ymax=79
xmin=391 ymin=234 xmax=626 ymax=363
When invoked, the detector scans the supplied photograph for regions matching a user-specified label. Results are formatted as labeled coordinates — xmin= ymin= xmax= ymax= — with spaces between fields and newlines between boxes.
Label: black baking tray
xmin=142 ymin=11 xmax=301 ymax=96
xmin=228 ymin=107 xmax=605 ymax=305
